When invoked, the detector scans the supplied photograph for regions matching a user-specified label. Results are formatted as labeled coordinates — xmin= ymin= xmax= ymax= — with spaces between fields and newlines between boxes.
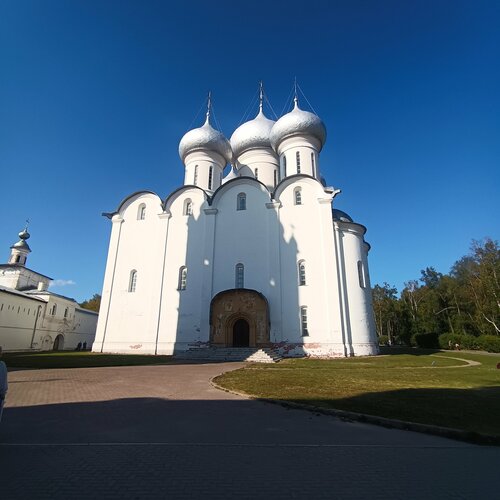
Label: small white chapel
xmin=93 ymin=87 xmax=378 ymax=358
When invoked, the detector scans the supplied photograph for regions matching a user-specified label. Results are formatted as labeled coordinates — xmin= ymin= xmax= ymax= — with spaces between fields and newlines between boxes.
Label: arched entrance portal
xmin=233 ymin=319 xmax=249 ymax=347
xmin=210 ymin=289 xmax=270 ymax=348
xmin=53 ymin=334 xmax=64 ymax=351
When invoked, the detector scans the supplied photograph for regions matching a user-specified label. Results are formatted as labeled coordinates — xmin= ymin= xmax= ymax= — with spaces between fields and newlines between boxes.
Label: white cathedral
xmin=92 ymin=89 xmax=378 ymax=358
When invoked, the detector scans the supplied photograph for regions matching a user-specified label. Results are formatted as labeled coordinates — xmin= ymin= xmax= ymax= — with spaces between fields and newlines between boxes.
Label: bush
xmin=412 ymin=332 xmax=439 ymax=349
xmin=475 ymin=335 xmax=500 ymax=353
xmin=378 ymin=335 xmax=389 ymax=346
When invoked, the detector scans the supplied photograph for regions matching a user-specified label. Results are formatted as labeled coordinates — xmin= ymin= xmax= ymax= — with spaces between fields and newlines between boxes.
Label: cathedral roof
xmin=179 ymin=116 xmax=232 ymax=164
xmin=270 ymin=99 xmax=327 ymax=152
xmin=332 ymin=209 xmax=354 ymax=223
xmin=230 ymin=110 xmax=275 ymax=158
xmin=222 ymin=165 xmax=239 ymax=184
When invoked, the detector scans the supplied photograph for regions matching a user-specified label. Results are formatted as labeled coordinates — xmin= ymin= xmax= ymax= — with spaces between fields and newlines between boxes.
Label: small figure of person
xmin=454 ymin=342 xmax=460 ymax=351
xmin=76 ymin=342 xmax=82 ymax=351
xmin=448 ymin=340 xmax=452 ymax=349
xmin=82 ymin=341 xmax=87 ymax=351
xmin=0 ymin=346 xmax=8 ymax=423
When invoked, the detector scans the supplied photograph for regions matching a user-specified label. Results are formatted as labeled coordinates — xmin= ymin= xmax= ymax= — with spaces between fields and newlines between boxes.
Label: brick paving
xmin=1 ymin=363 xmax=499 ymax=499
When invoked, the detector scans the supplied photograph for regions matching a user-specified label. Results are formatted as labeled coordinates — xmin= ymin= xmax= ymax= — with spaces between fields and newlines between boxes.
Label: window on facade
xmin=357 ymin=260 xmax=366 ymax=288
xmin=274 ymin=170 xmax=277 ymax=187
xmin=235 ymin=263 xmax=244 ymax=288
xmin=51 ymin=304 xmax=57 ymax=316
xmin=237 ymin=192 xmax=246 ymax=211
xmin=255 ymin=168 xmax=259 ymax=180
xmin=294 ymin=187 xmax=302 ymax=205
xmin=298 ymin=260 xmax=306 ymax=286
xmin=178 ymin=266 xmax=188 ymax=290
xmin=283 ymin=155 xmax=287 ymax=177
xmin=311 ymin=153 xmax=315 ymax=177
xmin=184 ymin=199 xmax=193 ymax=216
xmin=208 ymin=166 xmax=213 ymax=190
xmin=296 ymin=151 xmax=301 ymax=173
xmin=129 ymin=270 xmax=137 ymax=292
xmin=64 ymin=307 xmax=69 ymax=318
xmin=138 ymin=204 xmax=146 ymax=220
xmin=193 ymin=165 xmax=198 ymax=186
xmin=300 ymin=306 xmax=309 ymax=336
xmin=15 ymin=255 xmax=20 ymax=263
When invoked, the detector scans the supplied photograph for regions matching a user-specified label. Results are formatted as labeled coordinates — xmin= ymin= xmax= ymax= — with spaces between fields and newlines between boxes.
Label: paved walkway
xmin=1 ymin=363 xmax=499 ymax=499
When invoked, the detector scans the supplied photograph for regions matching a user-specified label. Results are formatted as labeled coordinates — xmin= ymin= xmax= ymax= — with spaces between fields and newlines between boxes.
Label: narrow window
xmin=237 ymin=193 xmax=246 ymax=211
xmin=311 ymin=153 xmax=315 ymax=177
xmin=51 ymin=304 xmax=57 ymax=316
xmin=129 ymin=270 xmax=137 ymax=292
xmin=255 ymin=168 xmax=259 ymax=180
xmin=274 ymin=170 xmax=277 ymax=187
xmin=294 ymin=187 xmax=302 ymax=205
xmin=179 ymin=266 xmax=187 ymax=290
xmin=64 ymin=307 xmax=68 ymax=318
xmin=357 ymin=261 xmax=366 ymax=288
xmin=296 ymin=151 xmax=301 ymax=173
xmin=283 ymin=155 xmax=287 ymax=177
xmin=137 ymin=204 xmax=146 ymax=220
xmin=300 ymin=306 xmax=309 ymax=336
xmin=15 ymin=255 xmax=20 ymax=263
xmin=193 ymin=165 xmax=198 ymax=186
xmin=184 ymin=199 xmax=193 ymax=216
xmin=208 ymin=166 xmax=213 ymax=190
xmin=235 ymin=263 xmax=244 ymax=288
xmin=298 ymin=260 xmax=306 ymax=286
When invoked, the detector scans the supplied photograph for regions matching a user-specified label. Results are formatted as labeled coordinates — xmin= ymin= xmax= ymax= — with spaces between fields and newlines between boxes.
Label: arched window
xmin=178 ymin=266 xmax=187 ymax=290
xmin=311 ymin=152 xmax=316 ymax=177
xmin=184 ymin=199 xmax=193 ymax=216
xmin=235 ymin=263 xmax=244 ymax=288
xmin=237 ymin=193 xmax=246 ymax=211
xmin=64 ymin=307 xmax=69 ymax=318
xmin=294 ymin=187 xmax=302 ymax=205
xmin=255 ymin=168 xmax=259 ymax=180
xmin=208 ymin=166 xmax=213 ymax=190
xmin=283 ymin=155 xmax=287 ymax=177
xmin=357 ymin=260 xmax=366 ymax=288
xmin=51 ymin=304 xmax=57 ymax=316
xmin=137 ymin=204 xmax=146 ymax=220
xmin=300 ymin=306 xmax=309 ymax=336
xmin=298 ymin=260 xmax=306 ymax=286
xmin=296 ymin=151 xmax=301 ymax=173
xmin=129 ymin=270 xmax=137 ymax=292
xmin=193 ymin=165 xmax=198 ymax=186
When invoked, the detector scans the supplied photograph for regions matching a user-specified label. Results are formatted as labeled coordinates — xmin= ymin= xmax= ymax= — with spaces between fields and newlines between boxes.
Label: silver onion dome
xmin=179 ymin=117 xmax=233 ymax=165
xmin=230 ymin=110 xmax=276 ymax=158
xmin=11 ymin=226 xmax=31 ymax=251
xmin=332 ymin=209 xmax=354 ymax=223
xmin=270 ymin=99 xmax=327 ymax=152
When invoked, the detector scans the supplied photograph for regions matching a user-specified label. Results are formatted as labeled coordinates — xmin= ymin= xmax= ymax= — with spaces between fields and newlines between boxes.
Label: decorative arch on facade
xmin=209 ymin=289 xmax=270 ymax=348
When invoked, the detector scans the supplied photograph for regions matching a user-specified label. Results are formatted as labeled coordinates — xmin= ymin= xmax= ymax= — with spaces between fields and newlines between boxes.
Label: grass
xmin=214 ymin=349 xmax=500 ymax=437
xmin=3 ymin=351 xmax=174 ymax=369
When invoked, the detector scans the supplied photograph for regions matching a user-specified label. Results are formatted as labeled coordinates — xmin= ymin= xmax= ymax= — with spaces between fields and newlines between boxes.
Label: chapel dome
xmin=332 ymin=209 xmax=354 ymax=223
xmin=179 ymin=117 xmax=233 ymax=164
xmin=230 ymin=110 xmax=275 ymax=158
xmin=270 ymin=100 xmax=327 ymax=152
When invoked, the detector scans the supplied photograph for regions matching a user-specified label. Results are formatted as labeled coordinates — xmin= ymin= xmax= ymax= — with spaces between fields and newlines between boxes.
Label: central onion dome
xmin=12 ymin=226 xmax=31 ymax=250
xmin=270 ymin=99 xmax=327 ymax=152
xmin=230 ymin=109 xmax=276 ymax=158
xmin=179 ymin=116 xmax=233 ymax=164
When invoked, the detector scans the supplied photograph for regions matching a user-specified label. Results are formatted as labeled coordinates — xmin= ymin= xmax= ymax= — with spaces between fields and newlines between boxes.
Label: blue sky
xmin=1 ymin=0 xmax=498 ymax=302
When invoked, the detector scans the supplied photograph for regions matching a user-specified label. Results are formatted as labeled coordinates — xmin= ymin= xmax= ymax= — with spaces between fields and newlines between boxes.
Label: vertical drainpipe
xmin=155 ymin=212 xmax=171 ymax=355
xmin=100 ymin=215 xmax=124 ymax=353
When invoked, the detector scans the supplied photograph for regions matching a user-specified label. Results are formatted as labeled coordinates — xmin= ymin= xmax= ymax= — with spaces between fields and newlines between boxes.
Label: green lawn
xmin=214 ymin=350 xmax=500 ymax=437
xmin=3 ymin=351 xmax=174 ymax=369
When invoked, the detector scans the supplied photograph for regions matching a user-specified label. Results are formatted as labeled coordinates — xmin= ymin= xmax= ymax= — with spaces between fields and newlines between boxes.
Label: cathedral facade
xmin=92 ymin=92 xmax=378 ymax=358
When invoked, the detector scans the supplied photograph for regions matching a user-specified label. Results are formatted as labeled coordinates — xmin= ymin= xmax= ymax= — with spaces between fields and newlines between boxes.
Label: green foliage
xmin=475 ymin=335 xmax=500 ymax=353
xmin=378 ymin=335 xmax=389 ymax=346
xmin=80 ymin=293 xmax=101 ymax=312
xmin=372 ymin=238 xmax=500 ymax=343
xmin=412 ymin=332 xmax=439 ymax=349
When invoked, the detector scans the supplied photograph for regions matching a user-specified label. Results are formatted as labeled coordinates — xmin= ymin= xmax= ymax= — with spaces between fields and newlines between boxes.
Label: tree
xmin=80 ymin=294 xmax=101 ymax=312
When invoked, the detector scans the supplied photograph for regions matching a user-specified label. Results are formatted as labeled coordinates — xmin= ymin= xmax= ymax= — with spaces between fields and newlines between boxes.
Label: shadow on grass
xmin=379 ymin=346 xmax=441 ymax=356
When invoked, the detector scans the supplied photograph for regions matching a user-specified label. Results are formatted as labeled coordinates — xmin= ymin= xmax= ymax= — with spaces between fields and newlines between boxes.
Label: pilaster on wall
xmin=266 ymin=201 xmax=282 ymax=342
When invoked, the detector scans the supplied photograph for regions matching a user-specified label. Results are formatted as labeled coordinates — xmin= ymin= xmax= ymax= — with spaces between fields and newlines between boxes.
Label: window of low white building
xmin=64 ymin=307 xmax=69 ymax=318
xmin=137 ymin=204 xmax=146 ymax=220
xmin=50 ymin=304 xmax=57 ymax=316
xmin=300 ymin=306 xmax=309 ymax=336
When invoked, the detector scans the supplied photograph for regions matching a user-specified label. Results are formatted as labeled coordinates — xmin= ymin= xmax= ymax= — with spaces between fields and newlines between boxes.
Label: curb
xmin=210 ymin=377 xmax=500 ymax=447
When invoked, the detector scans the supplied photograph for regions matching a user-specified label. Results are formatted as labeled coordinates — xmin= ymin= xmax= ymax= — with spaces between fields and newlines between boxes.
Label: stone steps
xmin=176 ymin=347 xmax=282 ymax=363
